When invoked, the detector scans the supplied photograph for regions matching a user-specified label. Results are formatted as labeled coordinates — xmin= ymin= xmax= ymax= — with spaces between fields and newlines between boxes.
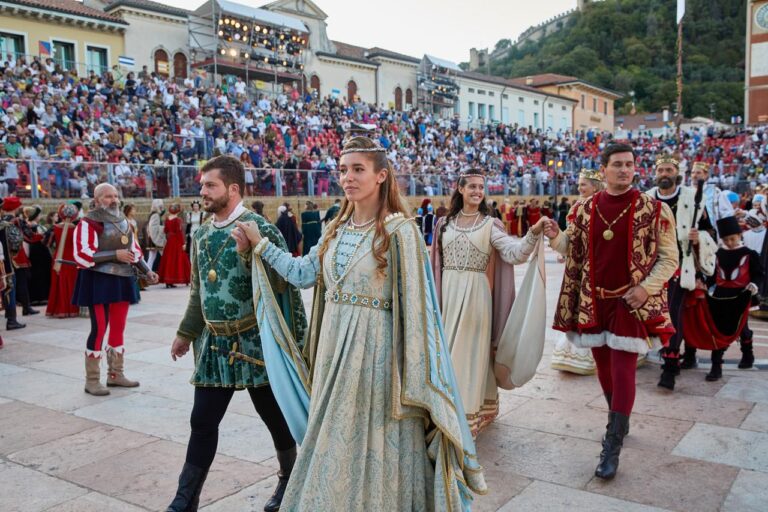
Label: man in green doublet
xmin=166 ymin=156 xmax=306 ymax=512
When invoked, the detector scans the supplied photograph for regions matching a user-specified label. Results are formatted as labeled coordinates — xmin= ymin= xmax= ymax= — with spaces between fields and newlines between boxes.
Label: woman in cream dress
xmin=431 ymin=170 xmax=545 ymax=436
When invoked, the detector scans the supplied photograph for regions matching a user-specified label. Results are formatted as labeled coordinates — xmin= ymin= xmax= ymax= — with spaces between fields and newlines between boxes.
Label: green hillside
xmin=485 ymin=0 xmax=746 ymax=121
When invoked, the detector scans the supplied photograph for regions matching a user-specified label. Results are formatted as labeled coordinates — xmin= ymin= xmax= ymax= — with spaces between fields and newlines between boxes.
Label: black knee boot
xmin=706 ymin=349 xmax=725 ymax=381
xmin=739 ymin=341 xmax=755 ymax=369
xmin=166 ymin=463 xmax=209 ymax=512
xmin=680 ymin=347 xmax=698 ymax=369
xmin=658 ymin=356 xmax=679 ymax=390
xmin=595 ymin=411 xmax=630 ymax=480
xmin=264 ymin=446 xmax=296 ymax=512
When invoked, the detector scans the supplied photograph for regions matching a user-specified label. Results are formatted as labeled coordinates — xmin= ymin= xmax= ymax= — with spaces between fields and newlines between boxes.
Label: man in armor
xmin=0 ymin=197 xmax=25 ymax=331
xmin=73 ymin=183 xmax=158 ymax=395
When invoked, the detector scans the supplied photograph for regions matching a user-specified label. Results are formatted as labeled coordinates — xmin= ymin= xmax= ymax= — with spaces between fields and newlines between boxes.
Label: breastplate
xmin=89 ymin=212 xmax=135 ymax=277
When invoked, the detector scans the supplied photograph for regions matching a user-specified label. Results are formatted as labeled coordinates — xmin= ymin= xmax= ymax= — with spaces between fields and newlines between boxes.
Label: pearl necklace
xmin=348 ymin=215 xmax=376 ymax=229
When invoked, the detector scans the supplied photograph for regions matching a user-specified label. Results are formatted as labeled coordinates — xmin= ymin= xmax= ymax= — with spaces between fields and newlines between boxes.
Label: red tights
xmin=591 ymin=346 xmax=638 ymax=416
xmin=85 ymin=302 xmax=130 ymax=357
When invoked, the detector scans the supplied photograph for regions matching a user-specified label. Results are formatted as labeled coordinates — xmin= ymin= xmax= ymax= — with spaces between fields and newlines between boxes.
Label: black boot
xmin=680 ymin=348 xmax=698 ymax=369
xmin=658 ymin=357 xmax=679 ymax=390
xmin=6 ymin=319 xmax=26 ymax=330
xmin=264 ymin=446 xmax=296 ymax=512
xmin=22 ymin=307 xmax=39 ymax=316
xmin=595 ymin=411 xmax=630 ymax=480
xmin=166 ymin=462 xmax=209 ymax=512
xmin=706 ymin=349 xmax=725 ymax=382
xmin=739 ymin=341 xmax=755 ymax=369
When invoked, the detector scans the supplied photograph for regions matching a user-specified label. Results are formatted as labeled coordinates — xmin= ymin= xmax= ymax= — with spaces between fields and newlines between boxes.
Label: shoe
xmin=106 ymin=349 xmax=140 ymax=387
xmin=658 ymin=357 xmax=679 ymax=390
xmin=738 ymin=341 xmax=755 ymax=369
xmin=680 ymin=349 xmax=698 ymax=370
xmin=22 ymin=307 xmax=39 ymax=316
xmin=595 ymin=411 xmax=630 ymax=480
xmin=166 ymin=462 xmax=209 ymax=512
xmin=706 ymin=349 xmax=724 ymax=382
xmin=84 ymin=355 xmax=110 ymax=396
xmin=264 ymin=446 xmax=296 ymax=512
xmin=6 ymin=319 xmax=26 ymax=330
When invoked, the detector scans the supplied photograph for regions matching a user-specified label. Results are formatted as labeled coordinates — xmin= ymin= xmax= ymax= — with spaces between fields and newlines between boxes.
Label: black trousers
xmin=186 ymin=385 xmax=295 ymax=469
xmin=662 ymin=277 xmax=686 ymax=359
xmin=14 ymin=267 xmax=31 ymax=309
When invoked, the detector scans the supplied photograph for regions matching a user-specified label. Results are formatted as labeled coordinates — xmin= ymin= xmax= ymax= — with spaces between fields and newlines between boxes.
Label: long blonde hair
xmin=318 ymin=136 xmax=409 ymax=276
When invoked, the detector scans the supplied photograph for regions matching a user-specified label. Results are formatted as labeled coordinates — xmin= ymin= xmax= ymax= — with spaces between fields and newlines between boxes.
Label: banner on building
xmin=118 ymin=56 xmax=135 ymax=67
xmin=157 ymin=61 xmax=170 ymax=74
xmin=331 ymin=88 xmax=341 ymax=99
xmin=38 ymin=41 xmax=51 ymax=57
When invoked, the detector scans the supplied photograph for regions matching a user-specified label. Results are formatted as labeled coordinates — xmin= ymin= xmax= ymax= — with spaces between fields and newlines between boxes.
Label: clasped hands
xmin=231 ymin=221 xmax=263 ymax=253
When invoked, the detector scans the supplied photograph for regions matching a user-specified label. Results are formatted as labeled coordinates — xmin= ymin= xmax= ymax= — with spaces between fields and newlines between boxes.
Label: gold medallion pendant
xmin=207 ymin=269 xmax=217 ymax=282
xmin=603 ymin=229 xmax=614 ymax=241
xmin=120 ymin=235 xmax=129 ymax=245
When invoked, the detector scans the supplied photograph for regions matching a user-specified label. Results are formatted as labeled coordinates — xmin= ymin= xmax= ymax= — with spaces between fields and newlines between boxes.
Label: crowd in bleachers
xmin=0 ymin=54 xmax=766 ymax=199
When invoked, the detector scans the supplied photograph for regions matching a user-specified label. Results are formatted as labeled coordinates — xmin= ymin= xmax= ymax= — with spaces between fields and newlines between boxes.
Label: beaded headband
xmin=579 ymin=168 xmax=602 ymax=181
xmin=655 ymin=154 xmax=679 ymax=168
xmin=459 ymin=170 xmax=486 ymax=181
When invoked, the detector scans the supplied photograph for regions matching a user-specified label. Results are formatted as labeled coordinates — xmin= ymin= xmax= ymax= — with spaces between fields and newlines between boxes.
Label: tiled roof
xmin=458 ymin=70 xmax=576 ymax=103
xmin=366 ymin=47 xmax=420 ymax=64
xmin=105 ymin=0 xmax=190 ymax=18
xmin=3 ymin=0 xmax=127 ymax=24
xmin=508 ymin=73 xmax=578 ymax=87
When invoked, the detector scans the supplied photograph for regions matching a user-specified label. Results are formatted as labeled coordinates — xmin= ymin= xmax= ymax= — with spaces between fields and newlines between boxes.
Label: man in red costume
xmin=545 ymin=143 xmax=678 ymax=480
xmin=73 ymin=184 xmax=158 ymax=395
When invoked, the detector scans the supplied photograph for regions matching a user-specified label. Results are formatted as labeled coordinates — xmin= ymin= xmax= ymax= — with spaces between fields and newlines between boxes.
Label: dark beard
xmin=656 ymin=177 xmax=675 ymax=190
xmin=203 ymin=193 xmax=229 ymax=213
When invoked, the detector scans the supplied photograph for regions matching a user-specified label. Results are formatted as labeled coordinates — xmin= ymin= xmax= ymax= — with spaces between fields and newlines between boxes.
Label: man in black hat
xmin=703 ymin=216 xmax=764 ymax=381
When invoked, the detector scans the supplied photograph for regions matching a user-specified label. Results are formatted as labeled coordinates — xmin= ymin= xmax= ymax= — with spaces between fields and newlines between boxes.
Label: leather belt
xmin=205 ymin=313 xmax=258 ymax=336
xmin=595 ymin=284 xmax=631 ymax=299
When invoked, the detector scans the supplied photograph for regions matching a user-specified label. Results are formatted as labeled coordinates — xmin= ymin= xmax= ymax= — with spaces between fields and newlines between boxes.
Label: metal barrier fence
xmin=0 ymin=158 xmax=760 ymax=200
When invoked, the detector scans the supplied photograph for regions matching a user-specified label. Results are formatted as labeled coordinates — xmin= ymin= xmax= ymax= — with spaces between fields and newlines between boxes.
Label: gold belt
xmin=324 ymin=290 xmax=392 ymax=311
xmin=595 ymin=284 xmax=631 ymax=299
xmin=205 ymin=313 xmax=258 ymax=336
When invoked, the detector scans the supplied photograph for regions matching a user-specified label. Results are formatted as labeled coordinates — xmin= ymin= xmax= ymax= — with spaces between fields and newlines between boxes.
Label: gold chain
xmin=204 ymin=233 xmax=233 ymax=282
xmin=594 ymin=200 xmax=633 ymax=241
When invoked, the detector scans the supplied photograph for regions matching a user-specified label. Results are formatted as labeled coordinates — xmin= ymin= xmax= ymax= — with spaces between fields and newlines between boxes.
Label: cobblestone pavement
xmin=1 ymin=249 xmax=767 ymax=511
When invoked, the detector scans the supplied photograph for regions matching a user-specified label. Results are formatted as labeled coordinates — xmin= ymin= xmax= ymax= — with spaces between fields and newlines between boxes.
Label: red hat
xmin=1 ymin=196 xmax=21 ymax=212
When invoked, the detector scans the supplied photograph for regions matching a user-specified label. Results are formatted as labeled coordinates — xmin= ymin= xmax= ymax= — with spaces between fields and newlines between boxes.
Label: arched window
xmin=154 ymin=49 xmax=169 ymax=76
xmin=405 ymin=88 xmax=413 ymax=108
xmin=173 ymin=52 xmax=188 ymax=79
xmin=347 ymin=80 xmax=357 ymax=104
xmin=310 ymin=74 xmax=320 ymax=97
xmin=394 ymin=86 xmax=402 ymax=111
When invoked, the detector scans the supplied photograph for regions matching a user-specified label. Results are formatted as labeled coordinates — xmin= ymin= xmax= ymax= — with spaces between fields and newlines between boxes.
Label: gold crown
xmin=655 ymin=154 xmax=679 ymax=168
xmin=579 ymin=168 xmax=602 ymax=181
xmin=691 ymin=161 xmax=710 ymax=172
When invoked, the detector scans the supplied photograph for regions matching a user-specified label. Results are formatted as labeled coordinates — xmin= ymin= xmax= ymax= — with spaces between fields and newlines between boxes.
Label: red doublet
xmin=46 ymin=223 xmax=80 ymax=318
xmin=580 ymin=189 xmax=648 ymax=341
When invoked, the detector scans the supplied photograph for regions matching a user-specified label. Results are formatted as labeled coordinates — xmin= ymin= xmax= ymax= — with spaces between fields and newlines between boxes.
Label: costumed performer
xmin=431 ymin=169 xmax=545 ymax=436
xmin=167 ymin=155 xmax=306 ymax=512
xmin=233 ymin=136 xmax=487 ymax=510
xmin=646 ymin=154 xmax=717 ymax=390
xmin=550 ymin=169 xmax=604 ymax=375
xmin=158 ymin=203 xmax=191 ymax=288
xmin=45 ymin=203 xmax=81 ymax=318
xmin=544 ymin=143 xmax=678 ymax=480
xmin=72 ymin=184 xmax=159 ymax=396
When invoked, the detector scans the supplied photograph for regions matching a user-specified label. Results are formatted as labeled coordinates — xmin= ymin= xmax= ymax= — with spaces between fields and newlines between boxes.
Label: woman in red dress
xmin=46 ymin=203 xmax=81 ymax=318
xmin=158 ymin=203 xmax=190 ymax=288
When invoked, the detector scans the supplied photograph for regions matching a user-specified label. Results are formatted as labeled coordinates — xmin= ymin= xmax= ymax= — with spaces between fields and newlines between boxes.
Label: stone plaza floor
xmin=1 ymin=249 xmax=767 ymax=511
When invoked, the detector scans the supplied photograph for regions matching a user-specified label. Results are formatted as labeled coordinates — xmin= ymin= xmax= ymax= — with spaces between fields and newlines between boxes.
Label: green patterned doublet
xmin=177 ymin=211 xmax=307 ymax=388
